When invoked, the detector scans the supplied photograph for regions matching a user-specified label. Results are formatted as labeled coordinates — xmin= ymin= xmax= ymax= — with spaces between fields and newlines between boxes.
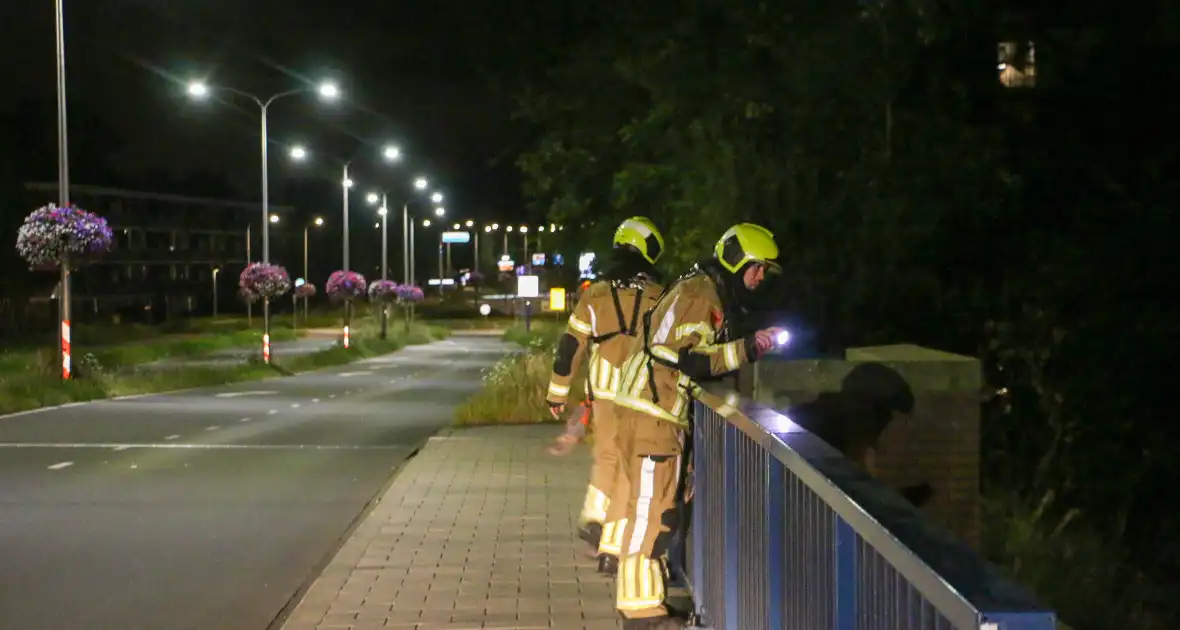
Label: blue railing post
xmin=723 ymin=423 xmax=740 ymax=630
xmin=765 ymin=461 xmax=785 ymax=629
xmin=834 ymin=517 xmax=858 ymax=630
xmin=691 ymin=423 xmax=707 ymax=619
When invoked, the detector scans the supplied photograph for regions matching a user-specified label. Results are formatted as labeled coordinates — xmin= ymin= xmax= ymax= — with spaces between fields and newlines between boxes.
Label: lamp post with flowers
xmin=185 ymin=77 xmax=339 ymax=364
xmin=238 ymin=262 xmax=292 ymax=363
xmin=326 ymin=270 xmax=367 ymax=348
xmin=16 ymin=204 xmax=114 ymax=379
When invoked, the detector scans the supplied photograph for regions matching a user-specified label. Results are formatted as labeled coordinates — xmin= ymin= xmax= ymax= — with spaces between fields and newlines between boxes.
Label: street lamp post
xmin=367 ymin=192 xmax=391 ymax=339
xmin=303 ymin=216 xmax=323 ymax=320
xmin=186 ymin=78 xmax=339 ymax=363
xmin=245 ymin=223 xmax=252 ymax=327
xmin=521 ymin=226 xmax=530 ymax=273
xmin=212 ymin=267 xmax=219 ymax=318
xmin=53 ymin=0 xmax=72 ymax=380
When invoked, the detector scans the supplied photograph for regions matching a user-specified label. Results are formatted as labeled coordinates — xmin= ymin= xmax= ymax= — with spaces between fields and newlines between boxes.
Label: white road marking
xmin=206 ymin=425 xmax=220 ymax=431
xmin=214 ymin=390 xmax=278 ymax=398
xmin=239 ymin=417 xmax=252 ymax=423
xmin=267 ymin=409 xmax=278 ymax=415
xmin=165 ymin=434 xmax=180 ymax=440
xmin=311 ymin=398 xmax=320 ymax=403
xmin=290 ymin=403 xmax=301 ymax=409
xmin=47 ymin=461 xmax=73 ymax=470
xmin=1 ymin=442 xmax=405 ymax=451
xmin=328 ymin=394 xmax=336 ymax=399
xmin=113 ymin=445 xmax=131 ymax=451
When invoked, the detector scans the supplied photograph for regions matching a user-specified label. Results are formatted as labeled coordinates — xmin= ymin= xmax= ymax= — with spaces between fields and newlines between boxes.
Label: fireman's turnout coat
xmin=546 ymin=278 xmax=665 ymax=405
xmin=614 ymin=272 xmax=758 ymax=426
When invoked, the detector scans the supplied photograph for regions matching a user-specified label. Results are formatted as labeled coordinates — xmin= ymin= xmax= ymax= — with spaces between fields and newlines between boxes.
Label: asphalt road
xmin=0 ymin=334 xmax=512 ymax=630
xmin=143 ymin=335 xmax=340 ymax=369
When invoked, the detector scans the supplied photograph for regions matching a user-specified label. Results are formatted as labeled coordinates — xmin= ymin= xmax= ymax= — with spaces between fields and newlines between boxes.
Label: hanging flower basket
xmin=395 ymin=284 xmax=425 ymax=303
xmin=368 ymin=279 xmax=399 ymax=303
xmin=16 ymin=203 xmax=114 ymax=269
xmin=294 ymin=283 xmax=317 ymax=298
xmin=239 ymin=262 xmax=291 ymax=299
xmin=326 ymin=270 xmax=367 ymax=302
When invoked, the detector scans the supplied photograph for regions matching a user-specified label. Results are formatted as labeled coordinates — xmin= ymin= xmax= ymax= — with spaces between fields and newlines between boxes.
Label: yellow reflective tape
xmin=650 ymin=345 xmax=679 ymax=363
xmin=547 ymin=381 xmax=569 ymax=397
xmin=567 ymin=315 xmax=592 ymax=335
xmin=724 ymin=341 xmax=740 ymax=371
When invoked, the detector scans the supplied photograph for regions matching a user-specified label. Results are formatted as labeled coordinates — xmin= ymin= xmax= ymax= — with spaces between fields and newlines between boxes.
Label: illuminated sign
xmin=578 ymin=252 xmax=596 ymax=279
xmin=549 ymin=287 xmax=566 ymax=311
xmin=441 ymin=231 xmax=470 ymax=244
xmin=294 ymin=277 xmax=306 ymax=287
xmin=517 ymin=275 xmax=539 ymax=298
xmin=531 ymin=253 xmax=546 ymax=266
xmin=497 ymin=259 xmax=515 ymax=272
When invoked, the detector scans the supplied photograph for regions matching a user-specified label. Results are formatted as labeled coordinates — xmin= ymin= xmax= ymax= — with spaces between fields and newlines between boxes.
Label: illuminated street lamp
xmin=434 ymin=207 xmax=446 ymax=217
xmin=185 ymin=75 xmax=340 ymax=363
xmin=289 ymin=145 xmax=308 ymax=161
xmin=431 ymin=192 xmax=444 ymax=203
xmin=302 ymin=216 xmax=324 ymax=319
xmin=414 ymin=177 xmax=429 ymax=190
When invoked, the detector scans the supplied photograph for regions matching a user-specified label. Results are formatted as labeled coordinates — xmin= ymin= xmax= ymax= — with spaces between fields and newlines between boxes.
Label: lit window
xmin=998 ymin=41 xmax=1036 ymax=88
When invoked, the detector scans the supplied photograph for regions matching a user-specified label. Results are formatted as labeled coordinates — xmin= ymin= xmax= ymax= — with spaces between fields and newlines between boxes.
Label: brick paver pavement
xmin=280 ymin=424 xmax=622 ymax=630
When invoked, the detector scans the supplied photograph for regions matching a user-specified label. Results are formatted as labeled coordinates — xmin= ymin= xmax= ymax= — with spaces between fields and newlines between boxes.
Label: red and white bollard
xmin=61 ymin=319 xmax=71 ymax=379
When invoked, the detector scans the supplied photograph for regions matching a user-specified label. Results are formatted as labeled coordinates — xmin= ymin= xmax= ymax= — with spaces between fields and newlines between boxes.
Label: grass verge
xmin=454 ymin=322 xmax=582 ymax=426
xmin=0 ymin=328 xmax=302 ymax=376
xmin=0 ymin=324 xmax=450 ymax=417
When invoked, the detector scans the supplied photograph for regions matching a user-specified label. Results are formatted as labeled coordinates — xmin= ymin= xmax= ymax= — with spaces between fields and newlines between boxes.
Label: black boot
xmin=597 ymin=553 xmax=619 ymax=576
xmin=578 ymin=522 xmax=604 ymax=548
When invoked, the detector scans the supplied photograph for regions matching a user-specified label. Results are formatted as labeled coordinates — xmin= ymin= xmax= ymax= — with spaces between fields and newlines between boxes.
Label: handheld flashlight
xmin=775 ymin=330 xmax=791 ymax=346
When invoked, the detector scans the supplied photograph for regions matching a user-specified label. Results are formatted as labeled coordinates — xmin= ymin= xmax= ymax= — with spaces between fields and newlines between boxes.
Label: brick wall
xmin=738 ymin=345 xmax=982 ymax=549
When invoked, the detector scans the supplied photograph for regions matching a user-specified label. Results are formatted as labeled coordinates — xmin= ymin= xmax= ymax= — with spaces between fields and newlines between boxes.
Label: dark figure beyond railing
xmin=682 ymin=390 xmax=1057 ymax=630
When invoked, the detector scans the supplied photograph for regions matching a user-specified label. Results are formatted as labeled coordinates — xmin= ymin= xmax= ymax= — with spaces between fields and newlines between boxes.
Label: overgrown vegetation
xmin=0 ymin=324 xmax=450 ymax=416
xmin=454 ymin=2 xmax=1177 ymax=626
xmin=454 ymin=323 xmax=575 ymax=425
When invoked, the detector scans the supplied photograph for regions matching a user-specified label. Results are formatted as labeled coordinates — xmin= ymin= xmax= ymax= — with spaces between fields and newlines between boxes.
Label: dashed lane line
xmin=47 ymin=461 xmax=73 ymax=470
xmin=164 ymin=434 xmax=180 ymax=440
xmin=3 ymin=443 xmax=406 ymax=451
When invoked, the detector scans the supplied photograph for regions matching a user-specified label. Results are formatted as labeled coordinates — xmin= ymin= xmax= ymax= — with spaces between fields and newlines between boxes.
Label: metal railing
xmin=686 ymin=392 xmax=1057 ymax=630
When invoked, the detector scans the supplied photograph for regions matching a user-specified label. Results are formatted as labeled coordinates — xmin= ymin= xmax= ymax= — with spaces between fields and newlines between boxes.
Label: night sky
xmin=0 ymin=1 xmax=529 ymax=223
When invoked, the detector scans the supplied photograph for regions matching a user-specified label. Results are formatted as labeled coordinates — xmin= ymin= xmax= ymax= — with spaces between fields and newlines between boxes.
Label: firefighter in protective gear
xmin=607 ymin=223 xmax=786 ymax=628
xmin=545 ymin=216 xmax=667 ymax=575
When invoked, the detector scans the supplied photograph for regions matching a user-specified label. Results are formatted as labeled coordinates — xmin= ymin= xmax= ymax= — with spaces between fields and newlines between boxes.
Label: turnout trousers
xmin=580 ymin=398 xmax=623 ymax=528
xmin=609 ymin=406 xmax=685 ymax=619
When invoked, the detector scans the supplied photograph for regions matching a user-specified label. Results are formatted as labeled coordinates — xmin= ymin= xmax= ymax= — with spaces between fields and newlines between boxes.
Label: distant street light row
xmin=183 ymin=76 xmax=454 ymax=354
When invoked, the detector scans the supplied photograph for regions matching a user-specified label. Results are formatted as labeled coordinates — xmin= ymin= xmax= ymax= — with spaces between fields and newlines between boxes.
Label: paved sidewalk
xmin=281 ymin=425 xmax=621 ymax=630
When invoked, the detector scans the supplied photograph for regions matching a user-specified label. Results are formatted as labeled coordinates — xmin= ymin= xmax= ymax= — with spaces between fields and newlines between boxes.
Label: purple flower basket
xmin=16 ymin=203 xmax=114 ymax=269
xmin=395 ymin=284 xmax=425 ymax=303
xmin=239 ymin=262 xmax=292 ymax=299
xmin=368 ymin=279 xmax=399 ymax=303
xmin=294 ymin=283 xmax=317 ymax=298
xmin=326 ymin=270 xmax=368 ymax=302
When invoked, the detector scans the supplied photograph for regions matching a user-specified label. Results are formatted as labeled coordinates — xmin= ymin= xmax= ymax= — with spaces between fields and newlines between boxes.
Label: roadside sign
xmin=517 ymin=275 xmax=539 ymax=298
xmin=549 ymin=287 xmax=566 ymax=311
xmin=442 ymin=231 xmax=470 ymax=244
xmin=497 ymin=259 xmax=515 ymax=272
xmin=532 ymin=253 xmax=546 ymax=266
